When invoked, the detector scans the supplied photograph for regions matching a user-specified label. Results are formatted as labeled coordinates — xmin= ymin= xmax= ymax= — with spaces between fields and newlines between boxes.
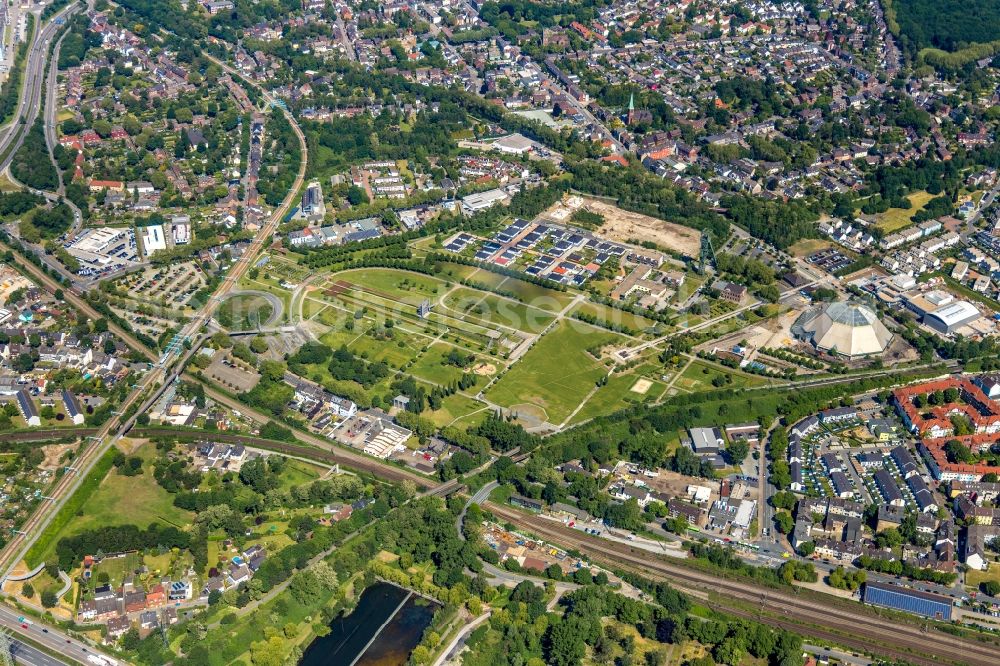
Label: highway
xmin=0 ymin=2 xmax=81 ymax=170
xmin=0 ymin=598 xmax=99 ymax=665
xmin=486 ymin=502 xmax=1000 ymax=666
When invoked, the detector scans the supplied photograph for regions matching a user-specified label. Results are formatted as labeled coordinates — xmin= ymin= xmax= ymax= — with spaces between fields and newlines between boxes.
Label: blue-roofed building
xmin=16 ymin=389 xmax=39 ymax=427
xmin=61 ymin=389 xmax=84 ymax=425
xmin=873 ymin=468 xmax=904 ymax=506
xmin=863 ymin=582 xmax=952 ymax=620
xmin=830 ymin=470 xmax=853 ymax=498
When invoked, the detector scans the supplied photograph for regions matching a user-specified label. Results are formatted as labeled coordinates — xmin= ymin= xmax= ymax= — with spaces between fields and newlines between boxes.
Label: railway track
xmin=487 ymin=504 xmax=999 ymax=666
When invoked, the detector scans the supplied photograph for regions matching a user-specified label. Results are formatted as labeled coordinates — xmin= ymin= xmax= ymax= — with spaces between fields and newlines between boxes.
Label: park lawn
xmin=433 ymin=261 xmax=483 ymax=281
xmin=572 ymin=301 xmax=662 ymax=334
xmin=65 ymin=451 xmax=195 ymax=539
xmin=238 ymin=274 xmax=293 ymax=307
xmin=348 ymin=331 xmax=424 ymax=368
xmin=278 ymin=459 xmax=325 ymax=490
xmin=425 ymin=393 xmax=489 ymax=429
xmin=338 ymin=267 xmax=446 ymax=304
xmin=302 ymin=296 xmax=328 ymax=320
xmin=872 ymin=190 xmax=935 ymax=233
xmin=485 ymin=321 xmax=622 ymax=424
xmin=788 ymin=238 xmax=835 ymax=258
xmin=408 ymin=342 xmax=469 ymax=385
xmin=674 ymin=361 xmax=767 ymax=393
xmin=465 ymin=271 xmax=576 ymax=311
xmin=442 ymin=287 xmax=554 ymax=333
xmin=570 ymin=371 xmax=666 ymax=425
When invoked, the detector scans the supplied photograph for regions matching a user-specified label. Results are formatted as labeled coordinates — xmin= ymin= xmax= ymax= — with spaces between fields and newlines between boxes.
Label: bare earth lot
xmin=587 ymin=199 xmax=700 ymax=257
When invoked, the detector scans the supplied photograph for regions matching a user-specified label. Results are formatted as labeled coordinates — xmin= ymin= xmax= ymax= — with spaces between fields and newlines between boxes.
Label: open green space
xmin=485 ymin=321 xmax=622 ymax=424
xmin=407 ymin=342 xmax=471 ymax=385
xmin=337 ymin=267 xmax=446 ymax=304
xmin=464 ymin=270 xmax=576 ymax=311
xmin=218 ymin=293 xmax=275 ymax=330
xmin=572 ymin=300 xmax=663 ymax=334
xmin=674 ymin=360 xmax=769 ymax=393
xmin=64 ymin=443 xmax=195 ymax=539
xmin=570 ymin=369 xmax=667 ymax=425
xmin=425 ymin=392 xmax=490 ymax=429
xmin=871 ymin=190 xmax=934 ymax=233
xmin=441 ymin=287 xmax=554 ymax=333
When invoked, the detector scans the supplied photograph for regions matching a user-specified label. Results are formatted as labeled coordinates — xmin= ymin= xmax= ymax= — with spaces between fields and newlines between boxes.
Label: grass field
xmin=571 ymin=301 xmax=662 ymax=335
xmin=570 ymin=369 xmax=666 ymax=424
xmin=673 ymin=360 xmax=769 ymax=392
xmin=441 ymin=287 xmax=554 ymax=333
xmin=348 ymin=330 xmax=425 ymax=368
xmin=464 ymin=271 xmax=576 ymax=311
xmin=26 ymin=450 xmax=117 ymax=568
xmin=486 ymin=321 xmax=622 ymax=424
xmin=337 ymin=267 xmax=446 ymax=304
xmin=425 ymin=393 xmax=490 ymax=429
xmin=965 ymin=564 xmax=1000 ymax=590
xmin=277 ymin=460 xmax=325 ymax=491
xmin=65 ymin=444 xmax=194 ymax=538
xmin=219 ymin=293 xmax=274 ymax=330
xmin=408 ymin=342 xmax=471 ymax=385
xmin=788 ymin=238 xmax=836 ymax=258
xmin=872 ymin=190 xmax=935 ymax=233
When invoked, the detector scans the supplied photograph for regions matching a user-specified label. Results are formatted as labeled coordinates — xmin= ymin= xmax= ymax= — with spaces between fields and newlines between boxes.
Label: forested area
xmin=11 ymin=120 xmax=59 ymax=191
xmin=256 ymin=111 xmax=302 ymax=207
xmin=888 ymin=0 xmax=1000 ymax=53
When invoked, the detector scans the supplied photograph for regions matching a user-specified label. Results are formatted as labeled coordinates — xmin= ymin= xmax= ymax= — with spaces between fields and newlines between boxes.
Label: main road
xmin=0 ymin=1 xmax=81 ymax=169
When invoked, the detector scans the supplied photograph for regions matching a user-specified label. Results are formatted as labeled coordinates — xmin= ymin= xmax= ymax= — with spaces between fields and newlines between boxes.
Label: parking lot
xmin=117 ymin=261 xmax=208 ymax=309
xmin=807 ymin=248 xmax=853 ymax=274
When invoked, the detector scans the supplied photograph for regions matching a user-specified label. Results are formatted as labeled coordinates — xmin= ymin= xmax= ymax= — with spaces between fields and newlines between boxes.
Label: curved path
xmin=220 ymin=289 xmax=284 ymax=328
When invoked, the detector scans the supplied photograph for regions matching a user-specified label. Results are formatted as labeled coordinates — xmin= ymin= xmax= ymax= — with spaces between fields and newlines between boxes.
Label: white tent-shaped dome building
xmin=793 ymin=301 xmax=892 ymax=359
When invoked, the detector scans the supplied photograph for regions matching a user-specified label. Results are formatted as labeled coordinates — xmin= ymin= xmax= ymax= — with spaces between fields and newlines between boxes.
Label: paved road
xmin=0 ymin=600 xmax=113 ymax=665
xmin=0 ymin=2 xmax=81 ymax=170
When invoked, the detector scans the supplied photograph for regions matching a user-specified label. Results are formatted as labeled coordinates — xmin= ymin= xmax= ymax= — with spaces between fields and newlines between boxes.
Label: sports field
xmin=486 ymin=321 xmax=622 ymax=424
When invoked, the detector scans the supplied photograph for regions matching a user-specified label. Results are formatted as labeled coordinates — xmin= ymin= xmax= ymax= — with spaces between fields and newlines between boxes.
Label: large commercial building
xmin=862 ymin=582 xmax=952 ymax=620
xmin=923 ymin=300 xmax=981 ymax=334
xmin=792 ymin=301 xmax=892 ymax=359
xmin=905 ymin=289 xmax=981 ymax=334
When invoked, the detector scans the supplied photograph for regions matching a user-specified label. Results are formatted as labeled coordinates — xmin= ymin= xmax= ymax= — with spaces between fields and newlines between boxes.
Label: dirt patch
xmin=116 ymin=437 xmax=147 ymax=455
xmin=630 ymin=378 xmax=653 ymax=394
xmin=472 ymin=362 xmax=496 ymax=376
xmin=509 ymin=403 xmax=548 ymax=427
xmin=640 ymin=469 xmax=722 ymax=501
xmin=40 ymin=443 xmax=75 ymax=471
xmin=587 ymin=199 xmax=700 ymax=257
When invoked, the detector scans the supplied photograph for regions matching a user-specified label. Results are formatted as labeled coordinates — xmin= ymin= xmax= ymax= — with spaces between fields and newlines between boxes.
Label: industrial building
xmin=792 ymin=301 xmax=893 ymax=359
xmin=923 ymin=300 xmax=981 ymax=335
xmin=862 ymin=582 xmax=952 ymax=620
xmin=904 ymin=290 xmax=981 ymax=334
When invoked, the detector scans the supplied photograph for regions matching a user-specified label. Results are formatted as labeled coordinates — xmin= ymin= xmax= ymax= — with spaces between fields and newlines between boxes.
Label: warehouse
xmin=862 ymin=582 xmax=952 ymax=620
xmin=923 ymin=300 xmax=981 ymax=335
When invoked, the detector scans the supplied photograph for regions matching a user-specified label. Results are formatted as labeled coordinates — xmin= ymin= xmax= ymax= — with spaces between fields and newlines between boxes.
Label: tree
xmin=40 ymin=589 xmax=57 ymax=607
xmin=725 ymin=440 xmax=749 ymax=465
xmin=774 ymin=511 xmax=794 ymax=534
xmin=981 ymin=580 xmax=1000 ymax=597
xmin=22 ymin=583 xmax=34 ymax=598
